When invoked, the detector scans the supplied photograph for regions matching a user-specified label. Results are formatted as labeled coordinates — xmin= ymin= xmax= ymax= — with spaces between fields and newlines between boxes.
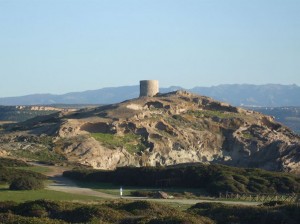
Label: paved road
xmin=36 ymin=163 xmax=261 ymax=206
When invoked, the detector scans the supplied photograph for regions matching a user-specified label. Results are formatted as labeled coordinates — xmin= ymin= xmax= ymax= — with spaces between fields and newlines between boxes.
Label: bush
xmin=130 ymin=190 xmax=155 ymax=197
xmin=14 ymin=200 xmax=62 ymax=218
xmin=0 ymin=201 xmax=17 ymax=213
xmin=9 ymin=176 xmax=44 ymax=190
xmin=62 ymin=205 xmax=123 ymax=223
xmin=0 ymin=199 xmax=214 ymax=224
xmin=147 ymin=215 xmax=214 ymax=224
xmin=188 ymin=202 xmax=300 ymax=224
xmin=0 ymin=158 xmax=29 ymax=167
xmin=0 ymin=167 xmax=46 ymax=184
xmin=0 ymin=213 xmax=64 ymax=224
xmin=261 ymin=201 xmax=289 ymax=207
xmin=2 ymin=199 xmax=299 ymax=224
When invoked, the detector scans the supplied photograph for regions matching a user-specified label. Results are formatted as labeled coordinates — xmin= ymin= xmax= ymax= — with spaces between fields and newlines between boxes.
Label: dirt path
xmin=33 ymin=163 xmax=261 ymax=206
xmin=47 ymin=175 xmax=119 ymax=199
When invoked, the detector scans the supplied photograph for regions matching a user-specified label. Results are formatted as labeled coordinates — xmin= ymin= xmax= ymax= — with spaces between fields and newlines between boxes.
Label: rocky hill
xmin=0 ymin=91 xmax=299 ymax=173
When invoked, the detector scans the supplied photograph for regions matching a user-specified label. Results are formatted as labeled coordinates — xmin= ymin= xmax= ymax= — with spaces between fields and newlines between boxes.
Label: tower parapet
xmin=139 ymin=80 xmax=159 ymax=97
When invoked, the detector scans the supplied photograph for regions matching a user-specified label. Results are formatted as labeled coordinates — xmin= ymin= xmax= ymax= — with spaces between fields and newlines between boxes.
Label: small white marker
xmin=120 ymin=186 xmax=123 ymax=198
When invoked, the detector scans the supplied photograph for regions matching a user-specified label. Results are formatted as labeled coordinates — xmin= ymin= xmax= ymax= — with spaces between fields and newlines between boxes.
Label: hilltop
xmin=0 ymin=91 xmax=300 ymax=173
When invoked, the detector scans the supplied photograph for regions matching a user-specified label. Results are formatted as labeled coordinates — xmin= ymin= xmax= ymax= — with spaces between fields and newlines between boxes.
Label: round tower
xmin=139 ymin=80 xmax=159 ymax=97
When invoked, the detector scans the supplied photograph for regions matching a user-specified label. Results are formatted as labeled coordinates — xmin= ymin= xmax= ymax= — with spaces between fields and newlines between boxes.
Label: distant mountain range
xmin=0 ymin=84 xmax=299 ymax=107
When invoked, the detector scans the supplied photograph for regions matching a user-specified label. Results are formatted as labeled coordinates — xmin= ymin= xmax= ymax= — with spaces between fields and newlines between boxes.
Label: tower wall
xmin=140 ymin=80 xmax=159 ymax=97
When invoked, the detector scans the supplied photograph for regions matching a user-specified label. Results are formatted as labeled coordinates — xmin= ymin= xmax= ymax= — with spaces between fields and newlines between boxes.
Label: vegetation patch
xmin=165 ymin=115 xmax=193 ymax=128
xmin=64 ymin=164 xmax=300 ymax=196
xmin=9 ymin=176 xmax=44 ymax=190
xmin=0 ymin=159 xmax=47 ymax=191
xmin=188 ymin=110 xmax=239 ymax=119
xmin=13 ymin=166 xmax=51 ymax=175
xmin=0 ymin=200 xmax=213 ymax=224
xmin=0 ymin=188 xmax=100 ymax=202
xmin=0 ymin=166 xmax=46 ymax=184
xmin=1 ymin=199 xmax=299 ymax=224
xmin=188 ymin=202 xmax=300 ymax=224
xmin=38 ymin=135 xmax=54 ymax=147
xmin=130 ymin=190 xmax=156 ymax=197
xmin=0 ymin=158 xmax=29 ymax=167
xmin=91 ymin=133 xmax=147 ymax=154
xmin=242 ymin=131 xmax=255 ymax=139
xmin=11 ymin=148 xmax=66 ymax=164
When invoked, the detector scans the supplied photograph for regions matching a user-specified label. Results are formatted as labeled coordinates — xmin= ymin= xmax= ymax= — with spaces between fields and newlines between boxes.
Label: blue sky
xmin=0 ymin=0 xmax=299 ymax=97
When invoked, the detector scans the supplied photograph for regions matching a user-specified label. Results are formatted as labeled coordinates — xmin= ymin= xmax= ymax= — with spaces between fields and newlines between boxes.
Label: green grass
xmin=241 ymin=131 xmax=255 ymax=139
xmin=38 ymin=135 xmax=54 ymax=146
xmin=91 ymin=133 xmax=146 ymax=154
xmin=11 ymin=149 xmax=66 ymax=163
xmin=0 ymin=185 xmax=101 ymax=202
xmin=10 ymin=166 xmax=51 ymax=175
xmin=0 ymin=157 xmax=29 ymax=167
xmin=188 ymin=110 xmax=240 ymax=119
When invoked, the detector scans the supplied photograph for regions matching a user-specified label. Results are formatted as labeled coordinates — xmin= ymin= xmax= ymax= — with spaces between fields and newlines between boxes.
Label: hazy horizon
xmin=0 ymin=83 xmax=299 ymax=99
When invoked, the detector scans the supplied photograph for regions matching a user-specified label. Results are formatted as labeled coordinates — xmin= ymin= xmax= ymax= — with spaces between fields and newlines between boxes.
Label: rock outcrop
xmin=1 ymin=91 xmax=299 ymax=173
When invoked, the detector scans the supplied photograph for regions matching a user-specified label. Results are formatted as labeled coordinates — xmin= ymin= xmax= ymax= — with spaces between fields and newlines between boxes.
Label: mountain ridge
xmin=1 ymin=84 xmax=300 ymax=107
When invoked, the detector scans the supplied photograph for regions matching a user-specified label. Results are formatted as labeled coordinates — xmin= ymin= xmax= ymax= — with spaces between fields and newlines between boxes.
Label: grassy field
xmin=91 ymin=133 xmax=146 ymax=154
xmin=72 ymin=180 xmax=208 ymax=198
xmin=187 ymin=109 xmax=240 ymax=119
xmin=0 ymin=184 xmax=101 ymax=202
xmin=10 ymin=166 xmax=51 ymax=174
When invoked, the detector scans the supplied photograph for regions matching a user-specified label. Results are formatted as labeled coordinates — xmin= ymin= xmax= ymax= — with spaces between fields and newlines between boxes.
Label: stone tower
xmin=139 ymin=80 xmax=159 ymax=97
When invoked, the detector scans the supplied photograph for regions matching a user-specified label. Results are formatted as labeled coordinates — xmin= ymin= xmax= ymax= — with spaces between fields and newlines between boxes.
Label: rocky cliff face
xmin=1 ymin=91 xmax=299 ymax=173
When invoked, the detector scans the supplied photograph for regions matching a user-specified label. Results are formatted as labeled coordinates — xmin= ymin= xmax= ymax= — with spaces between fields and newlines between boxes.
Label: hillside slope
xmin=0 ymin=91 xmax=299 ymax=173
xmin=247 ymin=106 xmax=300 ymax=134
xmin=0 ymin=106 xmax=77 ymax=123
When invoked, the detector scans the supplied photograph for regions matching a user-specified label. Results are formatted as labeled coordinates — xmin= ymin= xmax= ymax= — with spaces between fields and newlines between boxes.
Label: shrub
xmin=148 ymin=215 xmax=214 ymax=224
xmin=0 ymin=201 xmax=17 ymax=213
xmin=0 ymin=166 xmax=46 ymax=184
xmin=262 ymin=201 xmax=289 ymax=207
xmin=14 ymin=200 xmax=62 ymax=219
xmin=9 ymin=176 xmax=44 ymax=190
xmin=0 ymin=213 xmax=64 ymax=224
xmin=130 ymin=190 xmax=155 ymax=197
xmin=0 ymin=158 xmax=29 ymax=167
xmin=61 ymin=205 xmax=123 ymax=223
xmin=189 ymin=202 xmax=300 ymax=224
